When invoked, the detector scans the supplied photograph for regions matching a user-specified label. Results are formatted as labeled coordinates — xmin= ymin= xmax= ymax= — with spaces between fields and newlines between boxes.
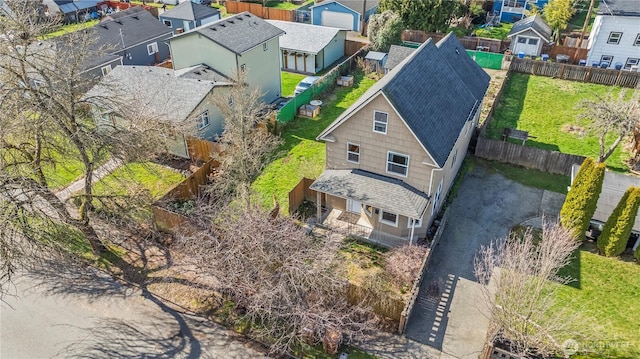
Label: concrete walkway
xmin=55 ymin=158 xmax=123 ymax=202
xmin=404 ymin=165 xmax=566 ymax=358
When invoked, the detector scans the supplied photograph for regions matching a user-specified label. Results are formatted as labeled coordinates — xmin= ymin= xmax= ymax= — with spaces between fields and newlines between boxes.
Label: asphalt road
xmin=1 ymin=267 xmax=266 ymax=359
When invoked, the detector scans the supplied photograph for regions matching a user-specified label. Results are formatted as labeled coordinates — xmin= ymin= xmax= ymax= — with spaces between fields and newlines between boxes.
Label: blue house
xmin=310 ymin=0 xmax=379 ymax=32
xmin=159 ymin=1 xmax=221 ymax=33
xmin=492 ymin=0 xmax=549 ymax=23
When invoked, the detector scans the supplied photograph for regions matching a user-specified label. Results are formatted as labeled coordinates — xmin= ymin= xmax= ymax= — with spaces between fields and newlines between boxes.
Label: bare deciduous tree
xmin=578 ymin=89 xmax=640 ymax=164
xmin=175 ymin=205 xmax=373 ymax=355
xmin=474 ymin=221 xmax=590 ymax=357
xmin=384 ymin=245 xmax=427 ymax=289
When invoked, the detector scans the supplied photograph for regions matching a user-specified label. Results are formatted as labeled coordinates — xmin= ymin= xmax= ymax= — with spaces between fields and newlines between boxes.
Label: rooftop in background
xmin=265 ymin=20 xmax=342 ymax=54
xmin=173 ymin=12 xmax=284 ymax=55
xmin=507 ymin=14 xmax=553 ymax=42
xmin=597 ymin=0 xmax=640 ymax=16
xmin=160 ymin=1 xmax=220 ymax=21
xmin=384 ymin=45 xmax=415 ymax=72
xmin=97 ymin=7 xmax=172 ymax=49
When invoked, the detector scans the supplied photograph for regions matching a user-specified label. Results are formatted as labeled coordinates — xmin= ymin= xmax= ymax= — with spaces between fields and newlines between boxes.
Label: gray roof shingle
xmin=597 ymin=0 xmax=640 ymax=16
xmin=384 ymin=45 xmax=415 ymax=71
xmin=173 ymin=12 xmax=284 ymax=55
xmin=332 ymin=0 xmax=380 ymax=14
xmin=96 ymin=7 xmax=173 ymax=50
xmin=507 ymin=15 xmax=552 ymax=42
xmin=265 ymin=20 xmax=341 ymax=54
xmin=160 ymin=1 xmax=220 ymax=21
xmin=319 ymin=33 xmax=490 ymax=167
xmin=310 ymin=169 xmax=430 ymax=218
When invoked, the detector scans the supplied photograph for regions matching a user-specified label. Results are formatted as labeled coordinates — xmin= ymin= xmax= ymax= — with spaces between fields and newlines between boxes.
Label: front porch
xmin=320 ymin=208 xmax=409 ymax=249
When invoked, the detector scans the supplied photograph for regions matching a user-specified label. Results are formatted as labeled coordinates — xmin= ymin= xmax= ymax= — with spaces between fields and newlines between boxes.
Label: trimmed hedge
xmin=560 ymin=158 xmax=605 ymax=240
xmin=598 ymin=187 xmax=640 ymax=257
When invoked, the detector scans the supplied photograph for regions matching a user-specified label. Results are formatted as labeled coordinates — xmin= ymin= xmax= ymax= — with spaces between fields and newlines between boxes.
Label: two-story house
xmin=310 ymin=33 xmax=490 ymax=246
xmin=492 ymin=0 xmax=549 ymax=23
xmin=585 ymin=0 xmax=640 ymax=70
xmin=159 ymin=1 xmax=221 ymax=33
xmin=168 ymin=12 xmax=284 ymax=104
xmin=310 ymin=0 xmax=379 ymax=32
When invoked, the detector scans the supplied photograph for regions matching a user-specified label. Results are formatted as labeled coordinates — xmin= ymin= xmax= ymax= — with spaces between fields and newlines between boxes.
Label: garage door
xmin=513 ymin=36 xmax=539 ymax=56
xmin=321 ymin=11 xmax=354 ymax=30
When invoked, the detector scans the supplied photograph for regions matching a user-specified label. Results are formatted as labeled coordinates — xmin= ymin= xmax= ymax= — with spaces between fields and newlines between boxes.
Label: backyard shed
xmin=507 ymin=15 xmax=552 ymax=57
xmin=365 ymin=51 xmax=387 ymax=72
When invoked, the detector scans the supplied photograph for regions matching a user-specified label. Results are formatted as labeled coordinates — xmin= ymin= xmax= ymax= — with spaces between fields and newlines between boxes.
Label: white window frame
xmin=347 ymin=142 xmax=360 ymax=163
xmin=364 ymin=205 xmax=373 ymax=217
xmin=432 ymin=179 xmax=443 ymax=217
xmin=625 ymin=58 xmax=639 ymax=70
xmin=600 ymin=55 xmax=613 ymax=66
xmin=372 ymin=111 xmax=388 ymax=134
xmin=517 ymin=37 xmax=527 ymax=44
xmin=607 ymin=32 xmax=622 ymax=44
xmin=635 ymin=34 xmax=640 ymax=46
xmin=386 ymin=151 xmax=409 ymax=177
xmin=101 ymin=65 xmax=111 ymax=76
xmin=147 ymin=42 xmax=158 ymax=55
xmin=527 ymin=38 xmax=538 ymax=45
xmin=379 ymin=210 xmax=398 ymax=227
xmin=163 ymin=19 xmax=172 ymax=27
xmin=407 ymin=217 xmax=422 ymax=228
xmin=196 ymin=110 xmax=210 ymax=130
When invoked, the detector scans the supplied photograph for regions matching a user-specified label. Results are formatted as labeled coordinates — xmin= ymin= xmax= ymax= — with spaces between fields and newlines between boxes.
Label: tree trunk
xmin=77 ymin=218 xmax=107 ymax=255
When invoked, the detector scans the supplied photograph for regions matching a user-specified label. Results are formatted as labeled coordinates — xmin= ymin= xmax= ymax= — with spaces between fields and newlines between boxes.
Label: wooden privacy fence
xmin=547 ymin=45 xmax=588 ymax=64
xmin=475 ymin=136 xmax=586 ymax=176
xmin=225 ymin=0 xmax=294 ymax=21
xmin=398 ymin=209 xmax=449 ymax=334
xmin=345 ymin=39 xmax=367 ymax=56
xmin=509 ymin=58 xmax=640 ymax=88
xmin=288 ymin=177 xmax=318 ymax=215
xmin=347 ymin=283 xmax=405 ymax=322
xmin=186 ymin=136 xmax=223 ymax=163
xmin=402 ymin=30 xmax=510 ymax=53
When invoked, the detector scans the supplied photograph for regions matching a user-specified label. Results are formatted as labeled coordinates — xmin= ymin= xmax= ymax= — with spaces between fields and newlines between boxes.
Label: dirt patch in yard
xmin=479 ymin=69 xmax=508 ymax=126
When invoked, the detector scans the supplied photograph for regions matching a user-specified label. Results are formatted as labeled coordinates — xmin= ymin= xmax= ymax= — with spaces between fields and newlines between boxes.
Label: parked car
xmin=294 ymin=76 xmax=319 ymax=96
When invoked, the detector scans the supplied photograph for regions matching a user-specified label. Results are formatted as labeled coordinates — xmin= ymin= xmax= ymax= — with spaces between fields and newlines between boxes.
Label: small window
xmin=147 ymin=42 xmax=158 ymax=55
xmin=196 ymin=110 xmax=210 ymax=130
xmin=451 ymin=148 xmax=458 ymax=168
xmin=364 ymin=205 xmax=373 ymax=216
xmin=600 ymin=55 xmax=613 ymax=66
xmin=387 ymin=151 xmax=409 ymax=177
xmin=635 ymin=34 xmax=640 ymax=46
xmin=373 ymin=111 xmax=388 ymax=134
xmin=347 ymin=142 xmax=360 ymax=163
xmin=263 ymin=43 xmax=268 ymax=51
xmin=163 ymin=19 xmax=172 ymax=27
xmin=527 ymin=38 xmax=538 ymax=45
xmin=607 ymin=32 xmax=622 ymax=44
xmin=379 ymin=210 xmax=398 ymax=227
xmin=625 ymin=58 xmax=639 ymax=70
xmin=432 ymin=180 xmax=443 ymax=216
xmin=407 ymin=217 xmax=422 ymax=228
xmin=101 ymin=65 xmax=111 ymax=76
xmin=517 ymin=37 xmax=527 ymax=44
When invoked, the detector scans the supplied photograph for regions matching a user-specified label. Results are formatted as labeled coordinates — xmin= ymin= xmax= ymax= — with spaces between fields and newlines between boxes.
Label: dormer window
xmin=373 ymin=111 xmax=388 ymax=134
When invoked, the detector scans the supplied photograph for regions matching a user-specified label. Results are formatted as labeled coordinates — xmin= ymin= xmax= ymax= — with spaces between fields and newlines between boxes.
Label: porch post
xmin=316 ymin=191 xmax=322 ymax=221
xmin=409 ymin=218 xmax=416 ymax=246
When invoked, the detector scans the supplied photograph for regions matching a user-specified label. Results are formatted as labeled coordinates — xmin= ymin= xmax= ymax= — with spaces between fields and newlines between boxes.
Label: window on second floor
xmin=147 ymin=42 xmax=159 ymax=55
xmin=387 ymin=151 xmax=409 ymax=177
xmin=373 ymin=111 xmax=388 ymax=134
xmin=347 ymin=142 xmax=360 ymax=163
xmin=263 ymin=43 xmax=268 ymax=51
xmin=163 ymin=19 xmax=172 ymax=27
xmin=607 ymin=32 xmax=622 ymax=44
xmin=196 ymin=110 xmax=210 ymax=130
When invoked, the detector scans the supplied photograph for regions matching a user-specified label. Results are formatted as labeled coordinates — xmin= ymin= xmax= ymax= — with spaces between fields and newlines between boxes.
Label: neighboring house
xmin=310 ymin=0 xmax=379 ymax=32
xmin=168 ymin=12 xmax=284 ymax=104
xmin=585 ymin=0 xmax=640 ymax=70
xmin=491 ymin=0 xmax=549 ymax=23
xmin=507 ymin=15 xmax=552 ymax=57
xmin=266 ymin=20 xmax=346 ymax=74
xmin=83 ymin=65 xmax=232 ymax=158
xmin=310 ymin=33 xmax=490 ymax=245
xmin=97 ymin=7 xmax=173 ymax=67
xmin=364 ymin=50 xmax=387 ymax=72
xmin=159 ymin=1 xmax=221 ymax=33
xmin=41 ymin=0 xmax=100 ymax=23
xmin=384 ymin=45 xmax=415 ymax=73
xmin=571 ymin=164 xmax=640 ymax=250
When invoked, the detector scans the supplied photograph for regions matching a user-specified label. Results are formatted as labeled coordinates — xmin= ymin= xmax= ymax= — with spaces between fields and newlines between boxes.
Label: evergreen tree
xmin=379 ymin=0 xmax=462 ymax=33
xmin=368 ymin=10 xmax=403 ymax=52
xmin=597 ymin=187 xmax=640 ymax=257
xmin=560 ymin=158 xmax=605 ymax=240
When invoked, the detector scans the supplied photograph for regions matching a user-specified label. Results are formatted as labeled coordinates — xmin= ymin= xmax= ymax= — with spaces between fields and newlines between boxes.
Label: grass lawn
xmin=568 ymin=0 xmax=600 ymax=32
xmin=42 ymin=20 xmax=99 ymax=38
xmin=282 ymin=71 xmax=307 ymax=97
xmin=554 ymin=242 xmax=640 ymax=358
xmin=252 ymin=71 xmax=376 ymax=213
xmin=485 ymin=73 xmax=631 ymax=172
xmin=93 ymin=162 xmax=185 ymax=201
xmin=474 ymin=23 xmax=513 ymax=40
xmin=264 ymin=0 xmax=313 ymax=10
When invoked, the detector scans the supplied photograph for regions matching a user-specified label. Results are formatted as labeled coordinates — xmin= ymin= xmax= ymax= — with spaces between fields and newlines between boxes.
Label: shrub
xmin=560 ymin=158 xmax=605 ymax=240
xmin=635 ymin=246 xmax=640 ymax=262
xmin=598 ymin=187 xmax=640 ymax=257
xmin=384 ymin=245 xmax=428 ymax=288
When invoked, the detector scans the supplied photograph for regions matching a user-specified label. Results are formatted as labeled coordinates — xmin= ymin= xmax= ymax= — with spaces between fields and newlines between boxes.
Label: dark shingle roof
xmin=334 ymin=0 xmax=380 ymax=14
xmin=319 ymin=33 xmax=490 ymax=167
xmin=310 ymin=169 xmax=429 ymax=218
xmin=175 ymin=12 xmax=284 ymax=55
xmin=384 ymin=45 xmax=415 ymax=71
xmin=161 ymin=1 xmax=220 ymax=21
xmin=96 ymin=7 xmax=172 ymax=50
xmin=597 ymin=0 xmax=640 ymax=16
xmin=507 ymin=15 xmax=552 ymax=42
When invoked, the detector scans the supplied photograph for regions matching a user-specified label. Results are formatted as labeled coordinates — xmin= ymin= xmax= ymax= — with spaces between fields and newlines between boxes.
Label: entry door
xmin=347 ymin=199 xmax=361 ymax=214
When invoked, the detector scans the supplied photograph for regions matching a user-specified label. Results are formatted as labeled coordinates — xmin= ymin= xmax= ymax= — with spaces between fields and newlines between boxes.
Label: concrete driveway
xmin=404 ymin=163 xmax=565 ymax=359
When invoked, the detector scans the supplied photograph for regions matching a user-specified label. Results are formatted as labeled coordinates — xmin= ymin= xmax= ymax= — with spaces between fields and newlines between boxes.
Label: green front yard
xmin=485 ymin=73 xmax=631 ymax=172
xmin=281 ymin=71 xmax=307 ymax=97
xmin=252 ymin=71 xmax=376 ymax=213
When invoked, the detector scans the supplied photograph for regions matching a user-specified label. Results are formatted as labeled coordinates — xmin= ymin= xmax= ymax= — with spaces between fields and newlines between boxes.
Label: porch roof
xmin=310 ymin=169 xmax=430 ymax=219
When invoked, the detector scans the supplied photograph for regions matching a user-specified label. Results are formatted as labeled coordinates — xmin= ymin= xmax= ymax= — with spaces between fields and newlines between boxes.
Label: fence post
xmin=585 ymin=67 xmax=593 ymax=82
xmin=558 ymin=63 xmax=566 ymax=79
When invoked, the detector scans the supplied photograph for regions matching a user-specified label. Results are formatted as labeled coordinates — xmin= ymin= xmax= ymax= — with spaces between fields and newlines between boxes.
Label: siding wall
xmin=237 ymin=36 xmax=282 ymax=102
xmin=116 ymin=34 xmax=172 ymax=66
xmin=311 ymin=2 xmax=359 ymax=31
xmin=324 ymin=30 xmax=347 ymax=67
xmin=586 ymin=16 xmax=640 ymax=69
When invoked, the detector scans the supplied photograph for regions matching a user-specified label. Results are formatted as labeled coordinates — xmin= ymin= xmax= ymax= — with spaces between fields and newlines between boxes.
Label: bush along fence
xmin=509 ymin=58 xmax=640 ymax=88
xmin=277 ymin=47 xmax=367 ymax=123
xmin=398 ymin=209 xmax=449 ymax=334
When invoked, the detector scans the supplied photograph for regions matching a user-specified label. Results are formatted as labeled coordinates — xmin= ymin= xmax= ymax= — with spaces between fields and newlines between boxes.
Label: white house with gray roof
xmin=266 ymin=20 xmax=346 ymax=74
xmin=507 ymin=15 xmax=552 ymax=57
xmin=311 ymin=33 xmax=490 ymax=246
xmin=159 ymin=1 xmax=220 ymax=34
xmin=168 ymin=12 xmax=284 ymax=104
xmin=83 ymin=65 xmax=232 ymax=158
